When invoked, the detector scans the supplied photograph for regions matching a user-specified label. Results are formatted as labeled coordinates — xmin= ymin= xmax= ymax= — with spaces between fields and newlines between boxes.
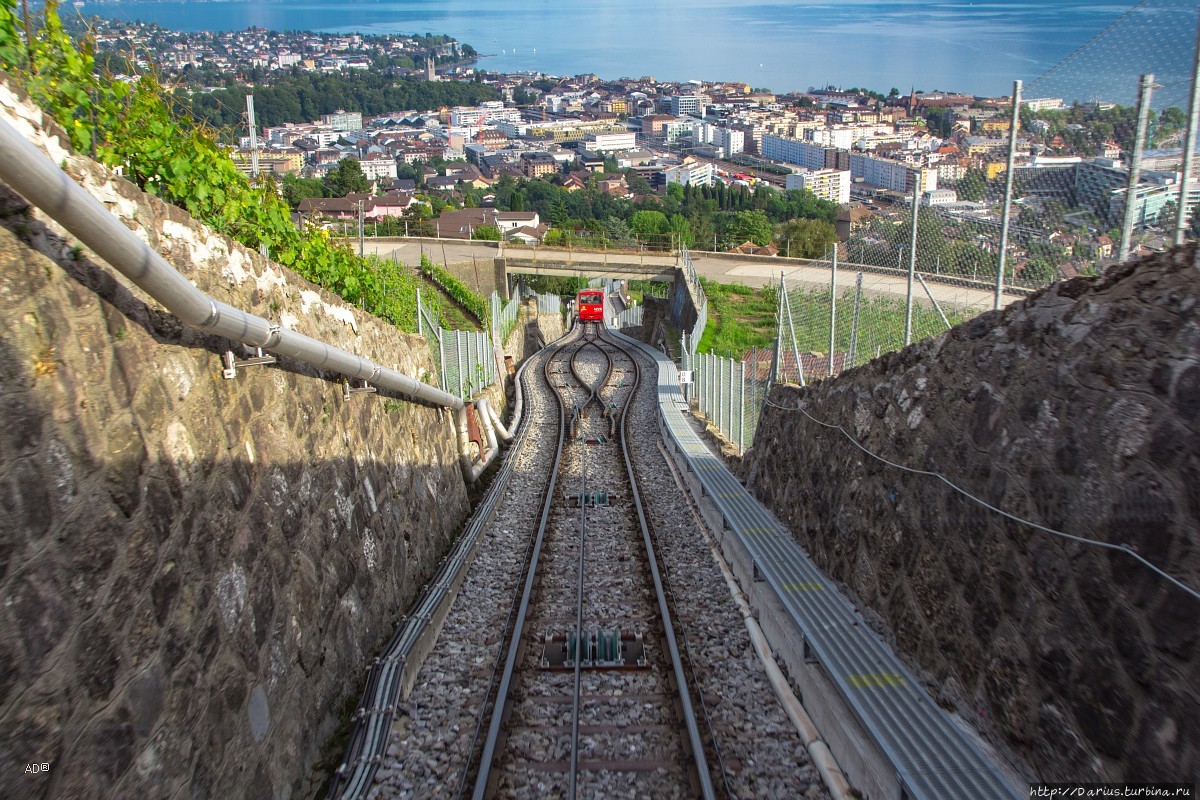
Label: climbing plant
xmin=0 ymin=0 xmax=422 ymax=332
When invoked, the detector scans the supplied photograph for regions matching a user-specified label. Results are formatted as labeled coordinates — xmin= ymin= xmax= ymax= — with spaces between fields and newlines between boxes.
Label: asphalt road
xmin=365 ymin=238 xmax=1023 ymax=311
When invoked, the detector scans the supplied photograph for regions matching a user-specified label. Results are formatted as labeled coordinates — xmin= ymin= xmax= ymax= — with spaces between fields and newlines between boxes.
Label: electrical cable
xmin=761 ymin=395 xmax=1200 ymax=603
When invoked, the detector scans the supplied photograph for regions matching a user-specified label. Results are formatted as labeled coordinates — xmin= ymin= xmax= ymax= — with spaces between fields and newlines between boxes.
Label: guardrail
xmin=0 ymin=116 xmax=463 ymax=412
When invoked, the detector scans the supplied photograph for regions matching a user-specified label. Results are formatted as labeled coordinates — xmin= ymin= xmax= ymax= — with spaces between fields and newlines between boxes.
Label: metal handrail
xmin=0 ymin=115 xmax=463 ymax=411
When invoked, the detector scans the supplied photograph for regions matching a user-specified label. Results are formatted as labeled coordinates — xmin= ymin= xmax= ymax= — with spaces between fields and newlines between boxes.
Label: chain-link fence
xmin=612 ymin=301 xmax=643 ymax=330
xmin=417 ymin=288 xmax=498 ymax=400
xmin=694 ymin=346 xmax=773 ymax=454
xmin=773 ymin=247 xmax=963 ymax=384
xmin=536 ymin=292 xmax=562 ymax=316
xmin=490 ymin=290 xmax=521 ymax=345
xmin=675 ymin=245 xmax=709 ymax=399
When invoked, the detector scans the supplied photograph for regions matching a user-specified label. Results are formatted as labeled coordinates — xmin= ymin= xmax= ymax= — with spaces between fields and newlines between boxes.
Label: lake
xmin=74 ymin=0 xmax=1192 ymax=101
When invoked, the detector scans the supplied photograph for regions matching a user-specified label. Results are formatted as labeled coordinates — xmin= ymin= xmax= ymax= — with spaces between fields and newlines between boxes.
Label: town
xmin=89 ymin=19 xmax=1197 ymax=281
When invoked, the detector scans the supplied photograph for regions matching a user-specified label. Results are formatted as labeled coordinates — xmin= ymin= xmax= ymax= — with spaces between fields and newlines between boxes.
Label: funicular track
xmin=468 ymin=322 xmax=715 ymax=800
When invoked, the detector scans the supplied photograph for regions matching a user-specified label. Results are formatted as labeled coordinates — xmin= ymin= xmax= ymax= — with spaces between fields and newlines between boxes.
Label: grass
xmin=694 ymin=277 xmax=972 ymax=367
xmin=696 ymin=280 xmax=778 ymax=358
xmin=416 ymin=275 xmax=481 ymax=332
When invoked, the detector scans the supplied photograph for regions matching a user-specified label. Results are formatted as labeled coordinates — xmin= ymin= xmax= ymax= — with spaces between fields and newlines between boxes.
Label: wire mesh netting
xmin=774 ymin=253 xmax=963 ymax=384
xmin=612 ymin=302 xmax=643 ymax=329
xmin=694 ymin=347 xmax=773 ymax=454
xmin=490 ymin=291 xmax=521 ymax=345
xmin=417 ymin=290 xmax=498 ymax=401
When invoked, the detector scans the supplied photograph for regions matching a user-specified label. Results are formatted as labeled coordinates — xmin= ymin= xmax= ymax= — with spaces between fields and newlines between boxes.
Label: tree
xmin=954 ymin=168 xmax=987 ymax=202
xmin=472 ymin=224 xmax=502 ymax=241
xmin=282 ymin=173 xmax=328 ymax=208
xmin=629 ymin=209 xmax=669 ymax=238
xmin=325 ymin=158 xmax=371 ymax=197
xmin=725 ymin=210 xmax=774 ymax=247
xmin=775 ymin=217 xmax=838 ymax=258
xmin=510 ymin=189 xmax=525 ymax=212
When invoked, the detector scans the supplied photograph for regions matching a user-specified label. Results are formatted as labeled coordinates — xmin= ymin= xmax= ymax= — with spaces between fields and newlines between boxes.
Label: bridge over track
xmin=365 ymin=237 xmax=1025 ymax=308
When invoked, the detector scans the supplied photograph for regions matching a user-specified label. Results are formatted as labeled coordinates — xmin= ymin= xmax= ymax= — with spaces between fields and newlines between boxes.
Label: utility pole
xmin=246 ymin=94 xmax=259 ymax=181
xmin=357 ymin=199 xmax=365 ymax=258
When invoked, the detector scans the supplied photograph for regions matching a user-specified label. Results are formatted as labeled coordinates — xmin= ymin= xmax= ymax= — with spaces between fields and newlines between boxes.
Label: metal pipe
xmin=0 ymin=116 xmax=465 ymax=411
xmin=1120 ymin=74 xmax=1156 ymax=262
xmin=996 ymin=80 xmax=1022 ymax=310
xmin=916 ymin=272 xmax=952 ymax=330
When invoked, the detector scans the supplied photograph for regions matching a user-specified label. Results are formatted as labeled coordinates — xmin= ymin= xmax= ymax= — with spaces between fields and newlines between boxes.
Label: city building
xmin=663 ymin=160 xmax=715 ymax=187
xmin=587 ymin=131 xmax=637 ymax=152
xmin=670 ymin=94 xmax=710 ymax=118
xmin=320 ymin=110 xmax=363 ymax=131
xmin=784 ymin=168 xmax=852 ymax=205
xmin=848 ymin=152 xmax=938 ymax=194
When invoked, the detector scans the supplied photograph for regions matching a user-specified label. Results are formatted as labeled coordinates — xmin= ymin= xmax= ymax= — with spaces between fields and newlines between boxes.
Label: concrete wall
xmin=0 ymin=80 xmax=470 ymax=799
xmin=744 ymin=245 xmax=1200 ymax=785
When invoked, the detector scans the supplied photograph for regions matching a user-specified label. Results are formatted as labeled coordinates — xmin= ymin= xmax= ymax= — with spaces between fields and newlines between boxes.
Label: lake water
xmin=75 ymin=0 xmax=1187 ymax=100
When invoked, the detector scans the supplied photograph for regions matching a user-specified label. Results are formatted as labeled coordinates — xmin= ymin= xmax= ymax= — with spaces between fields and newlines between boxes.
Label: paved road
xmin=365 ymin=238 xmax=1022 ymax=311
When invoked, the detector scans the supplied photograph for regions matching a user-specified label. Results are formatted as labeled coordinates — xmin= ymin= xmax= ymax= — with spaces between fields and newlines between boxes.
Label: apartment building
xmin=663 ymin=161 xmax=715 ymax=187
xmin=848 ymin=152 xmax=938 ymax=193
xmin=670 ymin=94 xmax=710 ymax=118
xmin=785 ymin=168 xmax=851 ymax=205
xmin=762 ymin=134 xmax=832 ymax=171
xmin=320 ymin=110 xmax=363 ymax=131
xmin=450 ymin=102 xmax=523 ymax=127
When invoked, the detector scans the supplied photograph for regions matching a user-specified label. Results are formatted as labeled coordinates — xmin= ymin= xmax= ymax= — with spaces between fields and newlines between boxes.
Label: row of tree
xmin=190 ymin=70 xmax=500 ymax=130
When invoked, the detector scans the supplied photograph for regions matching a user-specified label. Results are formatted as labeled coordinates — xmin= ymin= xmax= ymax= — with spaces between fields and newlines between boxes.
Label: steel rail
xmin=453 ymin=330 xmax=580 ymax=800
xmin=327 ymin=343 xmax=549 ymax=799
xmin=470 ymin=327 xmax=575 ymax=800
xmin=610 ymin=327 xmax=1021 ymax=800
xmin=0 ymin=116 xmax=463 ymax=411
xmin=599 ymin=325 xmax=717 ymax=800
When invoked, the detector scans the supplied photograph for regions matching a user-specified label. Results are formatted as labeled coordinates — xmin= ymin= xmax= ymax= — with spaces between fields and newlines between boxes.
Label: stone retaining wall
xmin=744 ymin=246 xmax=1200 ymax=785
xmin=0 ymin=78 xmax=470 ymax=799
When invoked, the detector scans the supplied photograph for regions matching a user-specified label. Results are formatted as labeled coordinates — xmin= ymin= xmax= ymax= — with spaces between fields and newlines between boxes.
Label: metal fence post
xmin=457 ymin=330 xmax=465 ymax=399
xmin=905 ymin=169 xmax=920 ymax=347
xmin=996 ymin=79 xmax=1022 ymax=310
xmin=417 ymin=287 xmax=423 ymax=339
xmin=773 ymin=272 xmax=783 ymax=383
xmin=849 ymin=271 xmax=863 ymax=369
xmin=726 ymin=356 xmax=735 ymax=440
xmin=439 ymin=328 xmax=447 ymax=392
xmin=829 ymin=242 xmax=838 ymax=378
xmin=1176 ymin=18 xmax=1200 ymax=247
xmin=1121 ymin=74 xmax=1156 ymax=262
xmin=739 ymin=358 xmax=746 ymax=454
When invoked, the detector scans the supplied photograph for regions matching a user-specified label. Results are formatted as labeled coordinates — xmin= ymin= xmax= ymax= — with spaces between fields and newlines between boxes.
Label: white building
xmin=1023 ymin=97 xmax=1064 ymax=112
xmin=762 ymin=134 xmax=830 ymax=171
xmin=670 ymin=94 xmax=710 ymax=118
xmin=848 ymin=152 xmax=938 ymax=194
xmin=359 ymin=156 xmax=399 ymax=181
xmin=320 ymin=110 xmax=363 ymax=131
xmin=921 ymin=188 xmax=958 ymax=206
xmin=450 ymin=102 xmax=523 ymax=127
xmin=785 ymin=168 xmax=851 ymax=205
xmin=808 ymin=127 xmax=854 ymax=150
xmin=664 ymin=161 xmax=715 ymax=187
xmin=588 ymin=131 xmax=637 ymax=152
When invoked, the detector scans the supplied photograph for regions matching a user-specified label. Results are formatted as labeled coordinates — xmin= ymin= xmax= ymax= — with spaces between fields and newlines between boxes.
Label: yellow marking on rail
xmin=782 ymin=582 xmax=825 ymax=592
xmin=847 ymin=673 xmax=907 ymax=689
xmin=717 ymin=492 xmax=741 ymax=498
xmin=739 ymin=527 xmax=773 ymax=535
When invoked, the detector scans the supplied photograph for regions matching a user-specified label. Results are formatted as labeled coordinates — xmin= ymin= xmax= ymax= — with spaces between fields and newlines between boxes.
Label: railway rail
xmin=469 ymin=322 xmax=714 ymax=799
